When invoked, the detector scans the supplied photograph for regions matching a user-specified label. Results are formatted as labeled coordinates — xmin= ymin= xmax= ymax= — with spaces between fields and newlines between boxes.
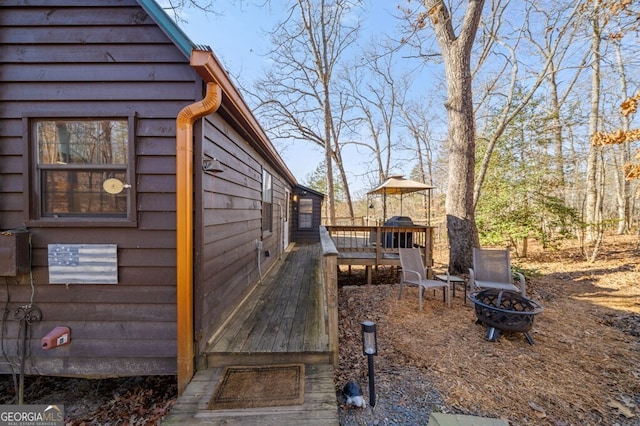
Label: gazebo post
xmin=383 ymin=193 xmax=387 ymax=223
xmin=366 ymin=175 xmax=435 ymax=226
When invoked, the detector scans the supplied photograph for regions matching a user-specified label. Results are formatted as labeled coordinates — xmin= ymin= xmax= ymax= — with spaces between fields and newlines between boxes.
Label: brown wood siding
xmin=0 ymin=0 xmax=195 ymax=376
xmin=194 ymin=114 xmax=293 ymax=351
xmin=291 ymin=192 xmax=324 ymax=242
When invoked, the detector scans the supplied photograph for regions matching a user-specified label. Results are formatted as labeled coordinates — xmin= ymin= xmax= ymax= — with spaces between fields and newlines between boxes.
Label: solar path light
xmin=361 ymin=320 xmax=377 ymax=407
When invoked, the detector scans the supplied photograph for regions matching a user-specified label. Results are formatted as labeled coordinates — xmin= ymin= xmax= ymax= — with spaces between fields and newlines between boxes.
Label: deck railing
xmin=319 ymin=226 xmax=339 ymax=367
xmin=324 ymin=225 xmax=434 ymax=268
xmin=319 ymin=224 xmax=436 ymax=364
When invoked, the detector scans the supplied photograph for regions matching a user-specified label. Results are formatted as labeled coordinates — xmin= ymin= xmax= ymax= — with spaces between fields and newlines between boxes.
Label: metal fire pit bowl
xmin=468 ymin=289 xmax=543 ymax=345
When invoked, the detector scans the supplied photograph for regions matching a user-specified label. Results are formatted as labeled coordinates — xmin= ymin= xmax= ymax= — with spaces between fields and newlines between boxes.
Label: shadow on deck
xmin=162 ymin=243 xmax=339 ymax=425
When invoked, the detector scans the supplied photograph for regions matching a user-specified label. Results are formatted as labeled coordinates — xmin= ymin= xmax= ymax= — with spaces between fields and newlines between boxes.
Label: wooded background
xmin=177 ymin=0 xmax=640 ymax=268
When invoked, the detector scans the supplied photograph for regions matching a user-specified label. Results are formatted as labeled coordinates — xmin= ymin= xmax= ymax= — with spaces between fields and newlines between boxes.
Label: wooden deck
xmin=162 ymin=364 xmax=337 ymax=425
xmin=162 ymin=243 xmax=338 ymax=425
xmin=325 ymin=225 xmax=435 ymax=284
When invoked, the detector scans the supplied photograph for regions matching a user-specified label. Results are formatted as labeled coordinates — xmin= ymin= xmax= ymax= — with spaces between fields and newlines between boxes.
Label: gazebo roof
xmin=366 ymin=175 xmax=434 ymax=196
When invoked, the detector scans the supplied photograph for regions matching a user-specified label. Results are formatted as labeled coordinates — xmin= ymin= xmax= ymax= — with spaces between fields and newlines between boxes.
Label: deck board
xmin=162 ymin=364 xmax=338 ymax=425
xmin=163 ymin=243 xmax=337 ymax=425
xmin=207 ymin=243 xmax=330 ymax=358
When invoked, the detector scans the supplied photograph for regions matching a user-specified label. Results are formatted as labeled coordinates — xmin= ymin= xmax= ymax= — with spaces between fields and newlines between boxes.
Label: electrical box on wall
xmin=0 ymin=230 xmax=30 ymax=276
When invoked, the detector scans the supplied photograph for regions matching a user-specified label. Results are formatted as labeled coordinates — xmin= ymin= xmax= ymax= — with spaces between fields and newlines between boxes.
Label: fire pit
xmin=468 ymin=289 xmax=543 ymax=345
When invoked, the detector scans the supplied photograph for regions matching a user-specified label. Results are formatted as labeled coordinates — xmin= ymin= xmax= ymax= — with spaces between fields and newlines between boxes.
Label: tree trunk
xmin=444 ymin=51 xmax=479 ymax=273
xmin=424 ymin=0 xmax=485 ymax=273
xmin=549 ymin=65 xmax=566 ymax=191
xmin=584 ymin=2 xmax=602 ymax=243
xmin=332 ymin=146 xmax=354 ymax=219
xmin=324 ymin=89 xmax=336 ymax=225
xmin=613 ymin=39 xmax=631 ymax=234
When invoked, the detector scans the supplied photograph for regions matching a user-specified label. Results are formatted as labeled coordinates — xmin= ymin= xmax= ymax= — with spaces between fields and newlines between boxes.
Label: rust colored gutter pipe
xmin=176 ymin=49 xmax=222 ymax=395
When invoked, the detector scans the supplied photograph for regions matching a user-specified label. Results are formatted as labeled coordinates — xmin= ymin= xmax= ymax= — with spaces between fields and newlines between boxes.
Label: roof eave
xmin=136 ymin=0 xmax=297 ymax=186
xmin=136 ymin=0 xmax=193 ymax=59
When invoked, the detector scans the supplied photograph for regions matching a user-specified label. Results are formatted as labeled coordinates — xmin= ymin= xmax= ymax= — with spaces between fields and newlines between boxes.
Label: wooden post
xmin=324 ymin=253 xmax=339 ymax=366
xmin=319 ymin=227 xmax=339 ymax=367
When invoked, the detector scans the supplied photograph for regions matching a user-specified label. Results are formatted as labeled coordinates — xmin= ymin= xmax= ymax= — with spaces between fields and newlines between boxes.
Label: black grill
xmin=383 ymin=216 xmax=414 ymax=248
xmin=384 ymin=216 xmax=414 ymax=227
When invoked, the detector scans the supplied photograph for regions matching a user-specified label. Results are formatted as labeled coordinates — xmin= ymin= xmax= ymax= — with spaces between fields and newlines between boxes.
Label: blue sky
xmin=163 ymin=0 xmax=640 ymax=207
xmin=172 ymin=2 xmax=415 ymax=195
xmin=177 ymin=2 xmax=403 ymax=79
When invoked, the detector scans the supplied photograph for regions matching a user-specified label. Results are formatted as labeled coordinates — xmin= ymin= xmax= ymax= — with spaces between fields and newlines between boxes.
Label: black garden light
xmin=361 ymin=320 xmax=377 ymax=407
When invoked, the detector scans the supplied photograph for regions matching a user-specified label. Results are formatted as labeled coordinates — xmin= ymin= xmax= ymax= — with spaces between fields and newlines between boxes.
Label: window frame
xmin=262 ymin=169 xmax=273 ymax=235
xmin=298 ymin=197 xmax=314 ymax=229
xmin=23 ymin=113 xmax=137 ymax=227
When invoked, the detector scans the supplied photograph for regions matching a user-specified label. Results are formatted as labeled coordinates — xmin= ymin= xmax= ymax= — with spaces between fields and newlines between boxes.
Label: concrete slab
xmin=429 ymin=413 xmax=509 ymax=426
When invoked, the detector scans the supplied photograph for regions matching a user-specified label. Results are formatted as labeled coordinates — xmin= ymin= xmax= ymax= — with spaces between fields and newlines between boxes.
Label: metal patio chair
xmin=399 ymin=248 xmax=450 ymax=311
xmin=469 ymin=248 xmax=526 ymax=297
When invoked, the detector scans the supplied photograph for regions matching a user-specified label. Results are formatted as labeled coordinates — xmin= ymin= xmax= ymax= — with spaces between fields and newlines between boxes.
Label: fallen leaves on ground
xmin=335 ymin=234 xmax=640 ymax=425
xmin=0 ymin=375 xmax=176 ymax=425
xmin=2 ymin=235 xmax=639 ymax=425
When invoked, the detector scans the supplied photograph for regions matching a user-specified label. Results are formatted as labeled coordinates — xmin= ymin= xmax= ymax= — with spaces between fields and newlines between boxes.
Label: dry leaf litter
xmin=0 ymin=235 xmax=639 ymax=425
xmin=335 ymin=234 xmax=640 ymax=425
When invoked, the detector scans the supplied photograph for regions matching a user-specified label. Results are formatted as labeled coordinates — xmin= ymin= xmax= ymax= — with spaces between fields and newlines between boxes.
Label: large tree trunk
xmin=444 ymin=50 xmax=479 ymax=273
xmin=425 ymin=0 xmax=484 ymax=273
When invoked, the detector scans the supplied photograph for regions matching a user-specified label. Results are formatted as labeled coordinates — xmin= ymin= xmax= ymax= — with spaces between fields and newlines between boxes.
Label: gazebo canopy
xmin=366 ymin=176 xmax=434 ymax=224
xmin=367 ymin=175 xmax=434 ymax=195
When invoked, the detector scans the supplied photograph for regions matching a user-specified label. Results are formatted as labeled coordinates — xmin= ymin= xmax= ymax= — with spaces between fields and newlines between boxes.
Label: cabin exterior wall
xmin=290 ymin=187 xmax=324 ymax=243
xmin=193 ymin=114 xmax=291 ymax=352
xmin=0 ymin=0 xmax=295 ymax=377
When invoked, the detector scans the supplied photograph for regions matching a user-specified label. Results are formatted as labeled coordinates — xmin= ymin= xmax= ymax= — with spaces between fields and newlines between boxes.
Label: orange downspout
xmin=176 ymin=75 xmax=221 ymax=395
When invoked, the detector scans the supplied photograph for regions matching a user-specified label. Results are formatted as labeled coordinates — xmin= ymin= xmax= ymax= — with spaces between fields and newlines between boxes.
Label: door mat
xmin=208 ymin=364 xmax=305 ymax=410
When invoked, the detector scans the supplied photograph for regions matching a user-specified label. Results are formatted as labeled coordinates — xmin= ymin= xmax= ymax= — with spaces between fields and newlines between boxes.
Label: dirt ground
xmin=0 ymin=374 xmax=176 ymax=424
xmin=2 ymin=234 xmax=639 ymax=425
xmin=336 ymin=234 xmax=640 ymax=425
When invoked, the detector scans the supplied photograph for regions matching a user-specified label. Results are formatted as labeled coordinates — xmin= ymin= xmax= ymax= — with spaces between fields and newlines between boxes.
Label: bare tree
xmin=529 ymin=3 xmax=589 ymax=197
xmin=399 ymin=100 xmax=439 ymax=188
xmin=584 ymin=0 xmax=604 ymax=247
xmin=590 ymin=0 xmax=640 ymax=238
xmin=401 ymin=0 xmax=588 ymax=271
xmin=399 ymin=100 xmax=444 ymax=226
xmin=343 ymin=41 xmax=410 ymax=183
xmin=410 ymin=0 xmax=485 ymax=273
xmin=473 ymin=0 xmax=583 ymax=210
xmin=610 ymin=27 xmax=635 ymax=234
xmin=249 ymin=0 xmax=363 ymax=224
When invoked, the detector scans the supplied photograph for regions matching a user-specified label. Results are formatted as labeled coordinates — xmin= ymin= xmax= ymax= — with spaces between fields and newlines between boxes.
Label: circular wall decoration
xmin=103 ymin=178 xmax=125 ymax=194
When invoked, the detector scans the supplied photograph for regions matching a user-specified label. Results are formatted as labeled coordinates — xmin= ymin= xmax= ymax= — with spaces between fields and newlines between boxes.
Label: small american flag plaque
xmin=48 ymin=244 xmax=118 ymax=284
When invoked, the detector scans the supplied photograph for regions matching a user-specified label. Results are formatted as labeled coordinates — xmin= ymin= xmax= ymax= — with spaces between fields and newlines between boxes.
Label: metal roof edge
xmin=296 ymin=185 xmax=325 ymax=198
xmin=136 ymin=0 xmax=194 ymax=59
